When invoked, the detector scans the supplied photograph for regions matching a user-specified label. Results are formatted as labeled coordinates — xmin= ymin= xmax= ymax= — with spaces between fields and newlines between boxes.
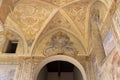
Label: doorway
xmin=34 ymin=55 xmax=87 ymax=80
xmin=37 ymin=61 xmax=83 ymax=80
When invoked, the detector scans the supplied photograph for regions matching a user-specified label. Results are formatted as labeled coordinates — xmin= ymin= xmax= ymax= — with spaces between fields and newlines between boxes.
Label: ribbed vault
xmin=0 ymin=0 xmax=114 ymax=56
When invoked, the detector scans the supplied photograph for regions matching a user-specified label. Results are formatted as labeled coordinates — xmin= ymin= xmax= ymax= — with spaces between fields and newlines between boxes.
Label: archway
xmin=34 ymin=55 xmax=87 ymax=80
xmin=37 ymin=61 xmax=83 ymax=80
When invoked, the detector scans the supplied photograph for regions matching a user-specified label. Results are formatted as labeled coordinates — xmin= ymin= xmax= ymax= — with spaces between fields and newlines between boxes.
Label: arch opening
xmin=34 ymin=55 xmax=87 ymax=80
xmin=37 ymin=61 xmax=83 ymax=80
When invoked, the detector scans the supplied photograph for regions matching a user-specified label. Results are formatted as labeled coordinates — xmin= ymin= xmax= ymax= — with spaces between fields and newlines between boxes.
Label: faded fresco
xmin=102 ymin=61 xmax=113 ymax=80
xmin=0 ymin=65 xmax=16 ymax=80
xmin=113 ymin=8 xmax=120 ymax=32
xmin=44 ymin=32 xmax=78 ymax=56
xmin=92 ymin=57 xmax=102 ymax=80
xmin=112 ymin=53 xmax=120 ymax=80
xmin=103 ymin=31 xmax=116 ymax=56
xmin=100 ymin=52 xmax=120 ymax=80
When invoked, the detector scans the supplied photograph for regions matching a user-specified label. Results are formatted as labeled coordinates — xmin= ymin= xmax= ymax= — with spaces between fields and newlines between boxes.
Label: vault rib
xmin=30 ymin=9 xmax=59 ymax=55
xmin=59 ymin=9 xmax=88 ymax=53
xmin=60 ymin=0 xmax=80 ymax=8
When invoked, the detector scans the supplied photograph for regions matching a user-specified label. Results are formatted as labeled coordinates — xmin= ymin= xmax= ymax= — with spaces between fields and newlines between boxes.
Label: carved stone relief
xmin=44 ymin=32 xmax=78 ymax=56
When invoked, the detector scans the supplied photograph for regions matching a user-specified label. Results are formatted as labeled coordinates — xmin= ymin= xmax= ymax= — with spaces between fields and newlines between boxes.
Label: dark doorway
xmin=47 ymin=61 xmax=74 ymax=76
xmin=37 ymin=61 xmax=83 ymax=80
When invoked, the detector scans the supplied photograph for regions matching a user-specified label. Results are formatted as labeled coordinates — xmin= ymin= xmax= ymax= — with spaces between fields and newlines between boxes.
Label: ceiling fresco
xmin=0 ymin=0 xmax=112 ymax=56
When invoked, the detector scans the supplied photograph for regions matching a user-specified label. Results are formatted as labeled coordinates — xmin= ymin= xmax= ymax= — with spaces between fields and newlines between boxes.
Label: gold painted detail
xmin=9 ymin=1 xmax=55 ymax=40
xmin=63 ymin=2 xmax=88 ymax=36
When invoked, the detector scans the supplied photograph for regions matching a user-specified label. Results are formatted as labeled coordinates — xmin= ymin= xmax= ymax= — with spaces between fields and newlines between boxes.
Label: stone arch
xmin=3 ymin=28 xmax=26 ymax=54
xmin=4 ymin=23 xmax=28 ymax=54
xmin=34 ymin=55 xmax=87 ymax=80
xmin=32 ymin=28 xmax=87 ymax=56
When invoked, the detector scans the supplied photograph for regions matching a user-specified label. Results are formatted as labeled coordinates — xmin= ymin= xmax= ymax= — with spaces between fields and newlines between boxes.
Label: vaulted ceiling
xmin=0 ymin=0 xmax=116 ymax=56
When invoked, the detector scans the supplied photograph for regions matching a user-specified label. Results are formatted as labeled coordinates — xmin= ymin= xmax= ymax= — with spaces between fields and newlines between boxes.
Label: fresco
xmin=112 ymin=53 xmax=120 ymax=80
xmin=44 ymin=32 xmax=77 ymax=56
xmin=103 ymin=31 xmax=116 ymax=56
xmin=0 ymin=65 xmax=16 ymax=80
xmin=102 ymin=62 xmax=113 ymax=80
xmin=92 ymin=57 xmax=102 ymax=80
xmin=101 ymin=52 xmax=120 ymax=80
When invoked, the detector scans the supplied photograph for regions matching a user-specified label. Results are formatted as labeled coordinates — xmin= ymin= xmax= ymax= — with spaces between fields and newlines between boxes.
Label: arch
xmin=4 ymin=28 xmax=27 ymax=54
xmin=31 ymin=9 xmax=87 ymax=55
xmin=34 ymin=55 xmax=87 ymax=80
